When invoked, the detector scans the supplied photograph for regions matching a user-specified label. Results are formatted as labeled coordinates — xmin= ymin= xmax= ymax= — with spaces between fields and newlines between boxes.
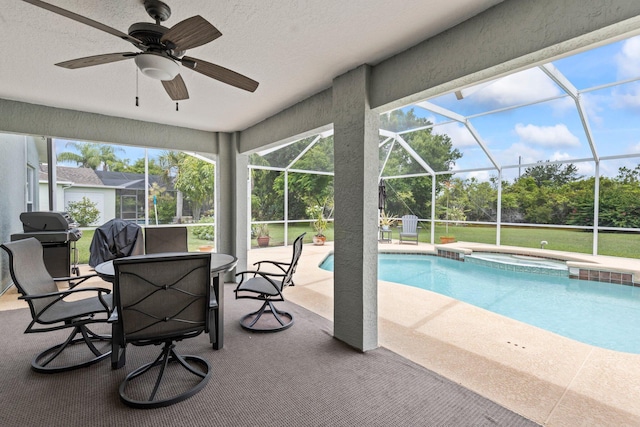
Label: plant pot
xmin=257 ymin=236 xmax=270 ymax=247
xmin=381 ymin=225 xmax=390 ymax=231
xmin=312 ymin=235 xmax=326 ymax=246
xmin=440 ymin=236 xmax=456 ymax=244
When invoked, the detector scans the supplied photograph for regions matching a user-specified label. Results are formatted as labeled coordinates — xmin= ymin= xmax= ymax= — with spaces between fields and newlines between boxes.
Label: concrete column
xmin=333 ymin=65 xmax=379 ymax=351
xmin=216 ymin=132 xmax=248 ymax=280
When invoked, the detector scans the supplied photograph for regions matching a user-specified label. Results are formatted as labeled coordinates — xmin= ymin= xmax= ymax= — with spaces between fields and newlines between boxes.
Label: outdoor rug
xmin=0 ymin=283 xmax=539 ymax=426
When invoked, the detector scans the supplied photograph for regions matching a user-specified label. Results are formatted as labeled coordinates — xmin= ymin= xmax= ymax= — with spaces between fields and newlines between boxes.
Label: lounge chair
xmin=399 ymin=214 xmax=420 ymax=244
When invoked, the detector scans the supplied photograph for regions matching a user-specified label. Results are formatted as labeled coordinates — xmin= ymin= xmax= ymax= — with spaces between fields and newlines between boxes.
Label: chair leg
xmin=239 ymin=300 xmax=294 ymax=332
xmin=32 ymin=324 xmax=111 ymax=374
xmin=119 ymin=341 xmax=211 ymax=409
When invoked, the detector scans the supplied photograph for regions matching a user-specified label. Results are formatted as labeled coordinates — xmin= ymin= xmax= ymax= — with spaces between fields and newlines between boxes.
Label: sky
xmin=55 ymin=34 xmax=640 ymax=183
xmin=408 ymin=34 xmax=640 ymax=182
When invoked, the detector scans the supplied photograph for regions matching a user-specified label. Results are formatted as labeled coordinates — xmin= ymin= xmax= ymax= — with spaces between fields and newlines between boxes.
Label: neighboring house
xmin=94 ymin=170 xmax=178 ymax=223
xmin=38 ymin=166 xmax=179 ymax=226
xmin=39 ymin=165 xmax=116 ymax=226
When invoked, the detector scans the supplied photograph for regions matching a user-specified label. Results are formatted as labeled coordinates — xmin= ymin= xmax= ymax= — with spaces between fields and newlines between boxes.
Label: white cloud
xmin=473 ymin=68 xmax=562 ymax=106
xmin=514 ymin=123 xmax=580 ymax=147
xmin=432 ymin=122 xmax=476 ymax=148
xmin=615 ymin=35 xmax=640 ymax=79
xmin=579 ymin=92 xmax=605 ymax=126
xmin=611 ymin=83 xmax=640 ymax=109
xmin=549 ymin=151 xmax=572 ymax=161
xmin=464 ymin=170 xmax=493 ymax=181
xmin=496 ymin=142 xmax=544 ymax=166
xmin=575 ymin=161 xmax=595 ymax=176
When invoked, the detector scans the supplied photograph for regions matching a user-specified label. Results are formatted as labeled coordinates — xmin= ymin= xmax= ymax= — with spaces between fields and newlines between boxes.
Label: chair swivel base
xmin=32 ymin=325 xmax=111 ymax=374
xmin=240 ymin=300 xmax=294 ymax=332
xmin=119 ymin=343 xmax=211 ymax=409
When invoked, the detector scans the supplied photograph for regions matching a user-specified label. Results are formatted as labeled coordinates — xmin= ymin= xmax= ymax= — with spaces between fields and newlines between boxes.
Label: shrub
xmin=66 ymin=197 xmax=100 ymax=226
xmin=192 ymin=215 xmax=215 ymax=241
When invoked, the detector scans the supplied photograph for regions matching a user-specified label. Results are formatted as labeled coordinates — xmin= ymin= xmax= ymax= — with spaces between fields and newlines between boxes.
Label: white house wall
xmin=39 ymin=184 xmax=116 ymax=226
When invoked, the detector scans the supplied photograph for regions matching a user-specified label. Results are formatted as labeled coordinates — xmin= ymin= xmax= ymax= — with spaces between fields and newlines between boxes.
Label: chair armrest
xmin=54 ymin=273 xmax=99 ymax=288
xmin=236 ymin=269 xmax=286 ymax=279
xmin=20 ymin=286 xmax=111 ymax=301
xmin=253 ymin=260 xmax=290 ymax=274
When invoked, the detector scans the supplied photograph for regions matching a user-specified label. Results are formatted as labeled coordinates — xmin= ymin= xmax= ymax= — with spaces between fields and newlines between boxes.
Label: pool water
xmin=320 ymin=253 xmax=640 ymax=353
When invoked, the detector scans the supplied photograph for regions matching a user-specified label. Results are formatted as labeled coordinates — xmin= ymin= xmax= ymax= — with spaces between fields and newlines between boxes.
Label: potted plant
xmin=439 ymin=236 xmax=456 ymax=244
xmin=307 ymin=205 xmax=327 ymax=245
xmin=255 ymin=223 xmax=270 ymax=247
xmin=379 ymin=210 xmax=397 ymax=231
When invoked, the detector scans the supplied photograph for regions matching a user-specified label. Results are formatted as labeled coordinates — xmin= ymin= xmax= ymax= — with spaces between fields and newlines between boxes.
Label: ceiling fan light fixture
xmin=135 ymin=53 xmax=180 ymax=81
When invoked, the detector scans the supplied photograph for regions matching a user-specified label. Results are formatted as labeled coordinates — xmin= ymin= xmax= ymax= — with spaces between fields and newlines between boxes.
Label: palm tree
xmin=57 ymin=142 xmax=101 ymax=169
xmin=57 ymin=141 xmax=123 ymax=170
xmin=98 ymin=144 xmax=123 ymax=171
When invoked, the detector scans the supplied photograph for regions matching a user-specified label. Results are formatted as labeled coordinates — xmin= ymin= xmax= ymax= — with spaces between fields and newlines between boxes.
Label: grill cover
xmin=89 ymin=219 xmax=144 ymax=267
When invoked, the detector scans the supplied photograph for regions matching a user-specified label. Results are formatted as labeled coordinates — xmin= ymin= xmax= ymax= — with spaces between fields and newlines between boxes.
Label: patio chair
xmin=144 ymin=226 xmax=188 ymax=254
xmin=234 ymin=232 xmax=305 ymax=332
xmin=1 ymin=237 xmax=112 ymax=373
xmin=113 ymin=252 xmax=213 ymax=408
xmin=399 ymin=214 xmax=420 ymax=244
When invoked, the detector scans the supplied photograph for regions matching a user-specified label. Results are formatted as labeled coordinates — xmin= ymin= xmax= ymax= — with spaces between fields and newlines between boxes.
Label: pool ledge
xmin=439 ymin=242 xmax=640 ymax=286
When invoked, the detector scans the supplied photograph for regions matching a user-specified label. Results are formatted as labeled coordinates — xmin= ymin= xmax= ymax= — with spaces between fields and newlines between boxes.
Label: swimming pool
xmin=320 ymin=253 xmax=640 ymax=353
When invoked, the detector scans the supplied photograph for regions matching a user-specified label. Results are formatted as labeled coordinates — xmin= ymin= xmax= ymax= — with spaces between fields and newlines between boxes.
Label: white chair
xmin=399 ymin=215 xmax=420 ymax=244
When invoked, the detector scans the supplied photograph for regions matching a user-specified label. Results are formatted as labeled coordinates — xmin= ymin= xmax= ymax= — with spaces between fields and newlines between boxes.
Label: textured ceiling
xmin=1 ymin=0 xmax=503 ymax=132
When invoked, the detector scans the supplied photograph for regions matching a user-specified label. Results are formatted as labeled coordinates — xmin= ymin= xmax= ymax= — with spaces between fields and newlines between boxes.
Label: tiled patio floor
xmin=2 ymin=241 xmax=640 ymax=426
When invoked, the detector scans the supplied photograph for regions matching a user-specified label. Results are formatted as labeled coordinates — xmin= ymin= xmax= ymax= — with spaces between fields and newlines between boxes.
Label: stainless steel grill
xmin=11 ymin=211 xmax=83 ymax=277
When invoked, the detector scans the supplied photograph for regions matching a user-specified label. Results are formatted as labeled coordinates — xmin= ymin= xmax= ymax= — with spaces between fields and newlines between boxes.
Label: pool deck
xmin=2 ymin=241 xmax=640 ymax=425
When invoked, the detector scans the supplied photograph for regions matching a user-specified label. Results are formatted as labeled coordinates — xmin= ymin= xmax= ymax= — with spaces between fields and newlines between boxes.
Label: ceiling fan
xmin=23 ymin=0 xmax=259 ymax=101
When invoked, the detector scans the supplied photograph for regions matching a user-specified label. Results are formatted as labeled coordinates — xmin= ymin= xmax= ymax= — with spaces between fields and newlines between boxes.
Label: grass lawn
xmin=73 ymin=223 xmax=640 ymax=264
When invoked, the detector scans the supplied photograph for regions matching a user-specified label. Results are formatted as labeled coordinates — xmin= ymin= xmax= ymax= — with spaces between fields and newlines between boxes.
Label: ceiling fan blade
xmin=181 ymin=56 xmax=259 ymax=92
xmin=22 ymin=0 xmax=144 ymax=47
xmin=55 ymin=53 xmax=136 ymax=69
xmin=162 ymin=74 xmax=189 ymax=101
xmin=161 ymin=16 xmax=222 ymax=51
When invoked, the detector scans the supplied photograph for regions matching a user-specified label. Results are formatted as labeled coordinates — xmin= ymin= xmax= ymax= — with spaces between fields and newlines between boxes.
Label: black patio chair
xmin=234 ymin=233 xmax=305 ymax=332
xmin=1 ymin=237 xmax=112 ymax=373
xmin=144 ymin=226 xmax=188 ymax=254
xmin=113 ymin=252 xmax=213 ymax=408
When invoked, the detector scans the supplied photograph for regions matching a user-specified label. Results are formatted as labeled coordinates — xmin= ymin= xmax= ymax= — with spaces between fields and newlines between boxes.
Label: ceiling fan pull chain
xmin=176 ymin=102 xmax=179 ymax=111
xmin=135 ymin=68 xmax=140 ymax=107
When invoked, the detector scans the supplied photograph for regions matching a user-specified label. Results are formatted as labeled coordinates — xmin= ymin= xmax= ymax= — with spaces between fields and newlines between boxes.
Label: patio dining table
xmin=95 ymin=252 xmax=237 ymax=369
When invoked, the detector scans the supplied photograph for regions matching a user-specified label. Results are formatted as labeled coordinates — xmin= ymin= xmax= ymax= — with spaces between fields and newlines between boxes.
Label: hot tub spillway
xmin=464 ymin=252 xmax=568 ymax=277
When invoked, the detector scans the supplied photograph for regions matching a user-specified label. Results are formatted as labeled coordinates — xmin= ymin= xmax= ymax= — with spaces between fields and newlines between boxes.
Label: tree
xmin=381 ymin=109 xmax=462 ymax=218
xmin=173 ymin=156 xmax=215 ymax=221
xmin=111 ymin=157 xmax=165 ymax=175
xmin=57 ymin=141 xmax=123 ymax=170
xmin=273 ymin=137 xmax=335 ymax=219
xmin=57 ymin=142 xmax=101 ymax=169
xmin=66 ymin=197 xmax=100 ymax=226
xmin=519 ymin=161 xmax=580 ymax=187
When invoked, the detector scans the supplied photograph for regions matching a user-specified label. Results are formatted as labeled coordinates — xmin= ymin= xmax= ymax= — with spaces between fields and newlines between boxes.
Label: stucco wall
xmin=0 ymin=133 xmax=41 ymax=293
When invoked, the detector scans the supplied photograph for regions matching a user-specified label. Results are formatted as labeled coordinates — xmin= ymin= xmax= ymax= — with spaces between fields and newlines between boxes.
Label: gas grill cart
xmin=11 ymin=212 xmax=83 ymax=277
